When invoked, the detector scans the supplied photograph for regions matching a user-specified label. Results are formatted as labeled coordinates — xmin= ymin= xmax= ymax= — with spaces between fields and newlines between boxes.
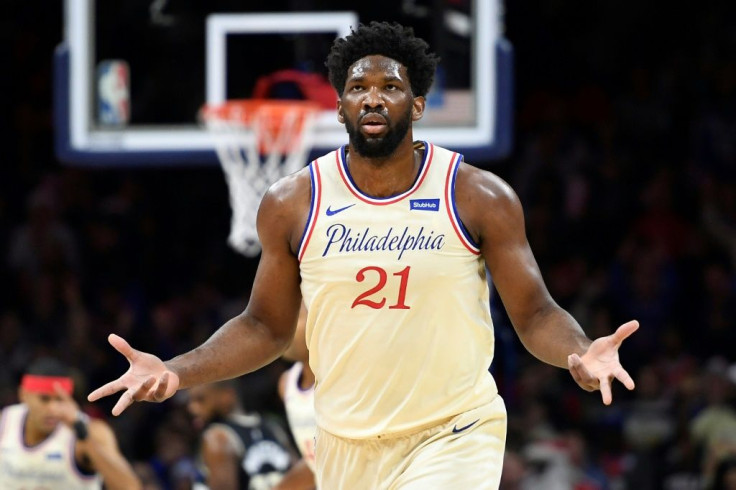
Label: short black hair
xmin=326 ymin=21 xmax=440 ymax=97
xmin=25 ymin=357 xmax=71 ymax=377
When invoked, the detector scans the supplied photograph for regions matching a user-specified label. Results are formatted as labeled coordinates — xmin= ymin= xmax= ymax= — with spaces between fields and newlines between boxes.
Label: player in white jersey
xmin=0 ymin=357 xmax=141 ymax=490
xmin=90 ymin=22 xmax=640 ymax=489
xmin=276 ymin=303 xmax=317 ymax=490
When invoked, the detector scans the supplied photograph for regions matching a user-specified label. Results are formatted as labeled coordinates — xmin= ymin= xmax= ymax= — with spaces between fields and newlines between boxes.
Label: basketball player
xmin=187 ymin=379 xmax=296 ymax=489
xmin=0 ymin=357 xmax=141 ymax=490
xmin=275 ymin=303 xmax=316 ymax=490
xmin=89 ymin=22 xmax=639 ymax=489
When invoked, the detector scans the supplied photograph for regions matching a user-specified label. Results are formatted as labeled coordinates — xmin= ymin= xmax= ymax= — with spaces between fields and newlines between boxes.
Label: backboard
xmin=55 ymin=0 xmax=513 ymax=166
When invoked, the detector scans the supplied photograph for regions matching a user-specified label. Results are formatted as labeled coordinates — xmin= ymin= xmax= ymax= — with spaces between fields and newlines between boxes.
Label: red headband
xmin=21 ymin=375 xmax=74 ymax=395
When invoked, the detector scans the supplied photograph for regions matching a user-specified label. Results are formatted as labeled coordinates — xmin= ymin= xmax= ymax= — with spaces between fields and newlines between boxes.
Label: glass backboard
xmin=55 ymin=0 xmax=513 ymax=166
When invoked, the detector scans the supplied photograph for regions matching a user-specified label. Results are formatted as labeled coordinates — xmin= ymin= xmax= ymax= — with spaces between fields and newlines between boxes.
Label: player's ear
xmin=18 ymin=387 xmax=27 ymax=403
xmin=337 ymin=99 xmax=345 ymax=124
xmin=412 ymin=96 xmax=425 ymax=122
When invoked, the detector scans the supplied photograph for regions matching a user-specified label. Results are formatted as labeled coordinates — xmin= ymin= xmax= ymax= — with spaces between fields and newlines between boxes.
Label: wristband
xmin=73 ymin=413 xmax=89 ymax=441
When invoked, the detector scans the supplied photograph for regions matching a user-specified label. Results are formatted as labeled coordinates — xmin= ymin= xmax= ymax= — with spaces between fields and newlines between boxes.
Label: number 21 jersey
xmin=298 ymin=142 xmax=498 ymax=439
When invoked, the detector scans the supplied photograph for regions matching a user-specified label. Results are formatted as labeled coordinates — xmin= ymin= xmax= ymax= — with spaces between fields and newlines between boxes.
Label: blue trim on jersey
xmin=450 ymin=155 xmax=481 ymax=249
xmin=297 ymin=162 xmax=317 ymax=255
xmin=339 ymin=141 xmax=430 ymax=200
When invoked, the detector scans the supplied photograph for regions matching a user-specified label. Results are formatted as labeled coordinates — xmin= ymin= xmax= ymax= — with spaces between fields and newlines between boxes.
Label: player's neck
xmin=23 ymin=422 xmax=51 ymax=447
xmin=346 ymin=140 xmax=422 ymax=198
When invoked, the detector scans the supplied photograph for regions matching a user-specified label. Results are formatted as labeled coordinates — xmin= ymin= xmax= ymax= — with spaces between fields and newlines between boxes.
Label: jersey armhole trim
xmin=298 ymin=160 xmax=321 ymax=262
xmin=444 ymin=153 xmax=481 ymax=254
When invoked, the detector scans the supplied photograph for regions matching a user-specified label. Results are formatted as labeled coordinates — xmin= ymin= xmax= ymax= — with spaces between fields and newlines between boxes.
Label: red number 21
xmin=351 ymin=266 xmax=411 ymax=309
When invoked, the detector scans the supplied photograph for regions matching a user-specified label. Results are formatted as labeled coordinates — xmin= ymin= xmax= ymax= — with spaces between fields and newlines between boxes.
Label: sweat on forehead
xmin=347 ymin=56 xmax=406 ymax=78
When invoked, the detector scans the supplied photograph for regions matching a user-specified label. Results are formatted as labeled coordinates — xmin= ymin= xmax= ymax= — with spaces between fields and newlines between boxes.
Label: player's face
xmin=338 ymin=55 xmax=424 ymax=158
xmin=187 ymin=385 xmax=218 ymax=430
xmin=19 ymin=390 xmax=65 ymax=434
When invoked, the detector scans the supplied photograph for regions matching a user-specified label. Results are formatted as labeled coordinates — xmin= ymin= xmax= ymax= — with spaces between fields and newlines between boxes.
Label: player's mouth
xmin=360 ymin=114 xmax=388 ymax=135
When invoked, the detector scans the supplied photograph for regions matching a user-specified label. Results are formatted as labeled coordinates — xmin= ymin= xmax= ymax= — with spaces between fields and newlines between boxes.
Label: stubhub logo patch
xmin=410 ymin=199 xmax=440 ymax=211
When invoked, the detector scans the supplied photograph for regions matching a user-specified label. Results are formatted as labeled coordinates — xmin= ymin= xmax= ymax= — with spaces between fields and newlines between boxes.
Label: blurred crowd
xmin=2 ymin=1 xmax=735 ymax=489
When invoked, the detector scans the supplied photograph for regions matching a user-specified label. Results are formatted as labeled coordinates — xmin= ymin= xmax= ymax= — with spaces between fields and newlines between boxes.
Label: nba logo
xmin=97 ymin=60 xmax=130 ymax=126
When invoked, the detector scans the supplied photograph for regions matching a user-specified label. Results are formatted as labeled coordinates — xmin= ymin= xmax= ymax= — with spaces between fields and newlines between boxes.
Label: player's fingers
xmin=614 ymin=368 xmax=636 ymax=390
xmin=108 ymin=334 xmax=139 ymax=362
xmin=612 ymin=320 xmax=639 ymax=345
xmin=111 ymin=390 xmax=135 ymax=417
xmin=88 ymin=379 xmax=126 ymax=402
xmin=568 ymin=354 xmax=596 ymax=391
xmin=599 ymin=376 xmax=613 ymax=405
xmin=131 ymin=376 xmax=156 ymax=402
xmin=152 ymin=372 xmax=170 ymax=401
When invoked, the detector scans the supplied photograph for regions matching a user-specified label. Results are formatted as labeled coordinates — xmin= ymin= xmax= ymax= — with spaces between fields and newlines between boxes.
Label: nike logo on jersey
xmin=452 ymin=419 xmax=480 ymax=433
xmin=326 ymin=204 xmax=356 ymax=216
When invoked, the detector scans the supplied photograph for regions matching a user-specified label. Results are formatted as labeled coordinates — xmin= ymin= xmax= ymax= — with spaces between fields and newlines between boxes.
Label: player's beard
xmin=344 ymin=105 xmax=412 ymax=158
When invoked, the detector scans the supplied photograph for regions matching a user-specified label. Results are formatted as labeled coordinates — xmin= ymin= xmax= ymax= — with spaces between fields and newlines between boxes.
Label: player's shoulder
xmin=455 ymin=161 xmax=519 ymax=208
xmin=262 ymin=166 xmax=312 ymax=207
xmin=453 ymin=160 xmax=524 ymax=242
xmin=1 ymin=403 xmax=24 ymax=419
xmin=87 ymin=416 xmax=118 ymax=443
xmin=201 ymin=423 xmax=243 ymax=456
xmin=258 ymin=166 xmax=312 ymax=243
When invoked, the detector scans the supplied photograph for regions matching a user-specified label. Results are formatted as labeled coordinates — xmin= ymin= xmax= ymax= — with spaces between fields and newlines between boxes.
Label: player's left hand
xmin=567 ymin=320 xmax=639 ymax=405
xmin=54 ymin=382 xmax=82 ymax=426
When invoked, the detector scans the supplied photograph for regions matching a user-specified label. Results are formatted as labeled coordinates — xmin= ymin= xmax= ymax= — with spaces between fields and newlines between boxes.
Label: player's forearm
xmin=79 ymin=428 xmax=141 ymax=490
xmin=166 ymin=313 xmax=289 ymax=389
xmin=514 ymin=305 xmax=591 ymax=368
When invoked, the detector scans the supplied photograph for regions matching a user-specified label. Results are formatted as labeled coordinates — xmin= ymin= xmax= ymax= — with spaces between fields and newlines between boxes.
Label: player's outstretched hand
xmin=567 ymin=320 xmax=639 ymax=406
xmin=88 ymin=334 xmax=180 ymax=416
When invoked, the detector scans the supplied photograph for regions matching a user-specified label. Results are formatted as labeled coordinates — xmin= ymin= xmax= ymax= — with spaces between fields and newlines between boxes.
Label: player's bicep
xmin=461 ymin=168 xmax=554 ymax=330
xmin=243 ymin=178 xmax=305 ymax=348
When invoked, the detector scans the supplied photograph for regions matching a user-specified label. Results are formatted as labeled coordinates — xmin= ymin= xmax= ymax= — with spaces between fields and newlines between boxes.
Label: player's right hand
xmin=88 ymin=334 xmax=180 ymax=416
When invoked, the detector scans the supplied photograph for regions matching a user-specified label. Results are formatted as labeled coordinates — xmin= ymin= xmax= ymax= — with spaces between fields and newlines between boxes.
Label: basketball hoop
xmin=200 ymin=99 xmax=319 ymax=256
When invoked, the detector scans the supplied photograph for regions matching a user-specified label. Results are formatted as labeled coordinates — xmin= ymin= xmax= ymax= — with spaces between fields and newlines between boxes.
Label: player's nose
xmin=362 ymin=87 xmax=384 ymax=109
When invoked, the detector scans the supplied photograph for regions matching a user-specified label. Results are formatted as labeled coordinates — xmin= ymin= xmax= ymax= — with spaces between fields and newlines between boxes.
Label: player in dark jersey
xmin=187 ymin=379 xmax=296 ymax=490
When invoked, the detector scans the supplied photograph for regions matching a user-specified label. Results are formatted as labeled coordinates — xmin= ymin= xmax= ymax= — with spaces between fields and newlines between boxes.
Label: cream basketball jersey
xmin=283 ymin=362 xmax=317 ymax=472
xmin=298 ymin=142 xmax=498 ymax=439
xmin=0 ymin=404 xmax=102 ymax=490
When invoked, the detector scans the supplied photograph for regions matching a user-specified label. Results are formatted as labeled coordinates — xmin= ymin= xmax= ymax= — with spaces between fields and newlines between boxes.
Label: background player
xmin=0 ymin=357 xmax=141 ymax=490
xmin=275 ymin=302 xmax=316 ymax=490
xmin=187 ymin=379 xmax=296 ymax=489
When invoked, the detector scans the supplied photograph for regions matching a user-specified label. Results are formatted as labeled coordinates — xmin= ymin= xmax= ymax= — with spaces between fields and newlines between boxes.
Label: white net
xmin=202 ymin=101 xmax=318 ymax=256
